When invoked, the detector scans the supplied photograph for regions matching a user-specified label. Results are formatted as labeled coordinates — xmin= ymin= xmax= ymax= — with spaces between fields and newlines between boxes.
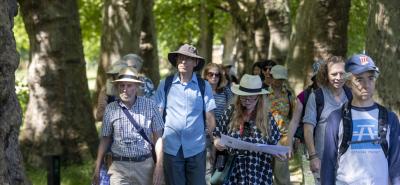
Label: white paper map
xmin=220 ymin=134 xmax=289 ymax=155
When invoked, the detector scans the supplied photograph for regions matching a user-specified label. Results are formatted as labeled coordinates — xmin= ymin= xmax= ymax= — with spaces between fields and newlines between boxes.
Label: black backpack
xmin=294 ymin=85 xmax=353 ymax=142
xmin=338 ymin=102 xmax=389 ymax=159
xmin=162 ymin=74 xmax=206 ymax=127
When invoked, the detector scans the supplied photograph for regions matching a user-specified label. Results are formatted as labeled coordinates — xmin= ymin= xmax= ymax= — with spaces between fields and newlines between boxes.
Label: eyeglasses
xmin=239 ymin=96 xmax=258 ymax=102
xmin=207 ymin=72 xmax=220 ymax=78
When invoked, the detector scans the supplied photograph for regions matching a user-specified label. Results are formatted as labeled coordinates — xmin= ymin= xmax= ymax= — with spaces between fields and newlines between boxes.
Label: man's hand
xmin=309 ymin=157 xmax=321 ymax=173
xmin=153 ymin=163 xmax=164 ymax=185
xmin=91 ymin=167 xmax=101 ymax=185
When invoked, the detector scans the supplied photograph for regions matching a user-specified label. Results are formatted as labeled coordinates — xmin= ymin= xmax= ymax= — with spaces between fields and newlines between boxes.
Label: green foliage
xmin=16 ymin=80 xmax=29 ymax=115
xmin=348 ymin=0 xmax=369 ymax=56
xmin=27 ymin=160 xmax=93 ymax=185
xmin=14 ymin=14 xmax=29 ymax=62
xmin=154 ymin=0 xmax=230 ymax=57
xmin=78 ymin=0 xmax=103 ymax=64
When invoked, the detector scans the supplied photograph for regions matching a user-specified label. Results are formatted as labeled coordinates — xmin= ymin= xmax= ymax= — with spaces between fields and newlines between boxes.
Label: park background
xmin=1 ymin=0 xmax=400 ymax=184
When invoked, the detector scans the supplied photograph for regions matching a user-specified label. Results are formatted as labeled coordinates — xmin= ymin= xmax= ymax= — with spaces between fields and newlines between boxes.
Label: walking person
xmin=155 ymin=44 xmax=217 ymax=185
xmin=303 ymin=56 xmax=352 ymax=184
xmin=213 ymin=74 xmax=283 ymax=185
xmin=321 ymin=54 xmax=400 ymax=184
xmin=92 ymin=67 xmax=164 ymax=185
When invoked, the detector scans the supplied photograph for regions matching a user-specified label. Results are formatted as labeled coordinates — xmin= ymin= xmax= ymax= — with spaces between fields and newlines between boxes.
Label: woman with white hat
xmin=213 ymin=74 xmax=283 ymax=185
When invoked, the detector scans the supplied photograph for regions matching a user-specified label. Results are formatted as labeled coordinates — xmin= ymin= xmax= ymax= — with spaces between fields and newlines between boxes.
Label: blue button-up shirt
xmin=155 ymin=73 xmax=216 ymax=158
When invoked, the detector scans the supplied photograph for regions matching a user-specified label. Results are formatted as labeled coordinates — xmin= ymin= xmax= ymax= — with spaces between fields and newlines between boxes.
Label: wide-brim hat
xmin=112 ymin=67 xmax=143 ymax=83
xmin=168 ymin=44 xmax=205 ymax=71
xmin=270 ymin=65 xmax=288 ymax=80
xmin=231 ymin=74 xmax=269 ymax=96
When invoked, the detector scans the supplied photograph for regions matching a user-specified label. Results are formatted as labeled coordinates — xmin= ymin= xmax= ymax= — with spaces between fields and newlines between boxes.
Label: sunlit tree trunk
xmin=264 ymin=0 xmax=291 ymax=64
xmin=0 ymin=1 xmax=31 ymax=184
xmin=198 ymin=0 xmax=214 ymax=64
xmin=366 ymin=0 xmax=400 ymax=115
xmin=94 ymin=0 xmax=143 ymax=109
xmin=140 ymin=0 xmax=160 ymax=86
xmin=19 ymin=0 xmax=98 ymax=166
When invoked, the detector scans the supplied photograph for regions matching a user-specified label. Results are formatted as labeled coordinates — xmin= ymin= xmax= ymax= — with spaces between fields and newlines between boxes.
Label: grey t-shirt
xmin=302 ymin=86 xmax=349 ymax=159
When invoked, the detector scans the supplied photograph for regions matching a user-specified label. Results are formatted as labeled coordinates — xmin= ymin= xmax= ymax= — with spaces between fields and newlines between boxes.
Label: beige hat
xmin=168 ymin=44 xmax=205 ymax=71
xmin=112 ymin=67 xmax=143 ymax=83
xmin=270 ymin=65 xmax=288 ymax=80
xmin=231 ymin=74 xmax=269 ymax=96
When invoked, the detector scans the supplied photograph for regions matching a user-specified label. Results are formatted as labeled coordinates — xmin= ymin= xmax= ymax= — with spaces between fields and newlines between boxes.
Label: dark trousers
xmin=163 ymin=147 xmax=206 ymax=185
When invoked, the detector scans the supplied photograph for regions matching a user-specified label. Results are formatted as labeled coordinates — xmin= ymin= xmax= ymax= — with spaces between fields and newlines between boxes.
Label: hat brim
xmin=231 ymin=84 xmax=269 ymax=96
xmin=112 ymin=79 xmax=143 ymax=84
xmin=168 ymin=51 xmax=205 ymax=71
xmin=350 ymin=66 xmax=380 ymax=75
xmin=271 ymin=74 xmax=288 ymax=80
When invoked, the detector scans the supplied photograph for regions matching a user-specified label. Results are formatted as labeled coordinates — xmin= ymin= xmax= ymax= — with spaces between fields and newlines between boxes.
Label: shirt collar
xmin=172 ymin=73 xmax=198 ymax=85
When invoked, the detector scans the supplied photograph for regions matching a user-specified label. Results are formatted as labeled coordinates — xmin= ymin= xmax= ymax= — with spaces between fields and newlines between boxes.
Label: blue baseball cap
xmin=345 ymin=54 xmax=380 ymax=75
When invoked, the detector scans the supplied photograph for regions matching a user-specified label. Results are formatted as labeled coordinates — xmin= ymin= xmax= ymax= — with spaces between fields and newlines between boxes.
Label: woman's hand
xmin=214 ymin=137 xmax=226 ymax=151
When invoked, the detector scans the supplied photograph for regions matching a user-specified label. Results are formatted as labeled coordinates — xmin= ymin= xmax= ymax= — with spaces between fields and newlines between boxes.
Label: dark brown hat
xmin=168 ymin=44 xmax=205 ymax=71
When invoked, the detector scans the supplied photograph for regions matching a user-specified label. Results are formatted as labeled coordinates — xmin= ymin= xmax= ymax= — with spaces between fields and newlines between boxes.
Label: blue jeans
xmin=163 ymin=147 xmax=206 ymax=185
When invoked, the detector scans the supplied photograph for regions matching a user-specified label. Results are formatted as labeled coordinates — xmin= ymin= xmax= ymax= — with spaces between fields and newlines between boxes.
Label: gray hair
xmin=121 ymin=54 xmax=144 ymax=71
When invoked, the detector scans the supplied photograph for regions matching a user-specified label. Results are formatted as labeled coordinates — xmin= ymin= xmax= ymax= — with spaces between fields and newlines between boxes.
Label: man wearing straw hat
xmin=93 ymin=67 xmax=164 ymax=185
xmin=155 ymin=44 xmax=216 ymax=185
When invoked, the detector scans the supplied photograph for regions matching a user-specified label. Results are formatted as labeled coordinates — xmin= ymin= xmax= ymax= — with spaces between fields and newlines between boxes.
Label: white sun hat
xmin=231 ymin=74 xmax=269 ymax=96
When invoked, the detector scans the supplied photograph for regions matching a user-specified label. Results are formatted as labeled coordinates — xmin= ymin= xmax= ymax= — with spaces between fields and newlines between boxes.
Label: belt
xmin=112 ymin=154 xmax=151 ymax=162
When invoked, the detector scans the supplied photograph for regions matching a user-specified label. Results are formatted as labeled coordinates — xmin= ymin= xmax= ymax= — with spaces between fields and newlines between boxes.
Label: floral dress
xmin=214 ymin=105 xmax=281 ymax=185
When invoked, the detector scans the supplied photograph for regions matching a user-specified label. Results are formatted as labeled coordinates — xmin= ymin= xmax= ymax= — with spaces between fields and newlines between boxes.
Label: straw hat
xmin=231 ymin=74 xmax=269 ymax=96
xmin=168 ymin=44 xmax=205 ymax=71
xmin=112 ymin=67 xmax=143 ymax=83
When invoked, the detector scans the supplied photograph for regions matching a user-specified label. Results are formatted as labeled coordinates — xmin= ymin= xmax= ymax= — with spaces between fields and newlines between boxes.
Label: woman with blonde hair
xmin=213 ymin=74 xmax=282 ymax=185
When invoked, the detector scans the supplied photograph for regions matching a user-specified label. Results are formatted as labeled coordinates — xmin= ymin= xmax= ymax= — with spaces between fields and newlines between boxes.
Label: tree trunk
xmin=140 ymin=0 xmax=160 ymax=86
xmin=286 ymin=0 xmax=315 ymax=93
xmin=0 ymin=1 xmax=31 ymax=184
xmin=313 ymin=0 xmax=351 ymax=59
xmin=264 ymin=0 xmax=291 ymax=64
xmin=94 ymin=0 xmax=144 ymax=109
xmin=19 ymin=0 xmax=98 ymax=167
xmin=286 ymin=0 xmax=350 ymax=93
xmin=198 ymin=0 xmax=214 ymax=64
xmin=366 ymin=0 xmax=400 ymax=115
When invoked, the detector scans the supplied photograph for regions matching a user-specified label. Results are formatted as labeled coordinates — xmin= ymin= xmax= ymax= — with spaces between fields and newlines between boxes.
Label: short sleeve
xmin=154 ymin=79 xmax=166 ymax=109
xmin=302 ymin=92 xmax=317 ymax=126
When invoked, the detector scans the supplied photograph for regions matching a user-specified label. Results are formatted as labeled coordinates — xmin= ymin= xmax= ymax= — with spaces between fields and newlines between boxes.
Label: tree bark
xmin=0 ymin=0 xmax=31 ymax=184
xmin=19 ymin=0 xmax=98 ymax=166
xmin=264 ymin=0 xmax=291 ymax=64
xmin=366 ymin=0 xmax=400 ymax=115
xmin=94 ymin=0 xmax=144 ymax=109
xmin=140 ymin=0 xmax=160 ymax=86
xmin=198 ymin=0 xmax=214 ymax=64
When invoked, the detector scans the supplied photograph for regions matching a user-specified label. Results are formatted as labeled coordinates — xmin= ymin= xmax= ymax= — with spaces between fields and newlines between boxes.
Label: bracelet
xmin=308 ymin=153 xmax=319 ymax=161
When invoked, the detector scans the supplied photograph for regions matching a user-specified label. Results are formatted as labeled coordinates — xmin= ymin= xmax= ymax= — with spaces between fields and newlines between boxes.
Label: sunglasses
xmin=207 ymin=72 xmax=220 ymax=78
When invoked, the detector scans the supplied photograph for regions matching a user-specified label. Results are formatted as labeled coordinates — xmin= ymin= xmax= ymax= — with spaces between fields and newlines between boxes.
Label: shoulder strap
xmin=338 ymin=102 xmax=353 ymax=158
xmin=287 ymin=89 xmax=293 ymax=119
xmin=315 ymin=88 xmax=324 ymax=123
xmin=377 ymin=103 xmax=389 ymax=157
xmin=162 ymin=74 xmax=175 ymax=122
xmin=300 ymin=86 xmax=313 ymax=119
xmin=196 ymin=74 xmax=207 ymax=129
xmin=343 ymin=85 xmax=353 ymax=101
xmin=119 ymin=103 xmax=157 ymax=163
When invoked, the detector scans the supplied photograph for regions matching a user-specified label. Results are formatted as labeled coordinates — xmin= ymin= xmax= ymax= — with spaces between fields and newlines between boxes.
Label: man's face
xmin=327 ymin=62 xmax=345 ymax=89
xmin=117 ymin=81 xmax=138 ymax=104
xmin=177 ymin=54 xmax=197 ymax=73
xmin=349 ymin=71 xmax=376 ymax=101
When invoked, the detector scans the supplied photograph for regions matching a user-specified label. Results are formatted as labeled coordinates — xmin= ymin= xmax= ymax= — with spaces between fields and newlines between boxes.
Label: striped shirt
xmin=102 ymin=96 xmax=164 ymax=157
xmin=213 ymin=87 xmax=233 ymax=121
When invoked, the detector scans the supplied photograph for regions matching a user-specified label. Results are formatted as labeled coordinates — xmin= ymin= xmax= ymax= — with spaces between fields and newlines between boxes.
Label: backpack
xmin=338 ymin=102 xmax=389 ymax=159
xmin=293 ymin=85 xmax=353 ymax=142
xmin=162 ymin=73 xmax=206 ymax=127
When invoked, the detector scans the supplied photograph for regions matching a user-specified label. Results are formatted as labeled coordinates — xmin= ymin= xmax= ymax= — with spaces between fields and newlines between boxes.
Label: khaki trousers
xmin=108 ymin=157 xmax=154 ymax=185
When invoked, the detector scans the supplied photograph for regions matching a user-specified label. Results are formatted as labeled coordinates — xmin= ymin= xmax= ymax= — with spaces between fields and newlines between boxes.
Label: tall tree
xmin=198 ymin=0 xmax=214 ymax=64
xmin=0 ymin=1 xmax=30 ymax=184
xmin=286 ymin=0 xmax=351 ymax=93
xmin=264 ymin=0 xmax=291 ymax=64
xmin=19 ymin=0 xmax=98 ymax=166
xmin=140 ymin=0 xmax=160 ymax=86
xmin=94 ymin=0 xmax=144 ymax=109
xmin=366 ymin=0 xmax=400 ymax=115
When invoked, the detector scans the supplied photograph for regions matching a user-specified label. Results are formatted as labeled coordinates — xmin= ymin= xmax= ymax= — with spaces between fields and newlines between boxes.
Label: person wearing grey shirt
xmin=302 ymin=56 xmax=350 ymax=185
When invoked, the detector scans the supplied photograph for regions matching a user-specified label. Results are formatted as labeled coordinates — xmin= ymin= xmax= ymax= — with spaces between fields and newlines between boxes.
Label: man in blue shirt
xmin=321 ymin=54 xmax=400 ymax=185
xmin=155 ymin=44 xmax=216 ymax=185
